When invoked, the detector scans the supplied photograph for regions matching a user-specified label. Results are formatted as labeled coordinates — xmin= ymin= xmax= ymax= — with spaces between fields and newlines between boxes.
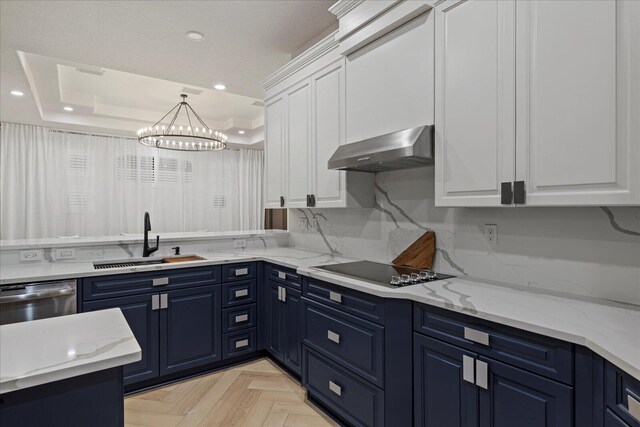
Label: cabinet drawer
xmin=266 ymin=263 xmax=301 ymax=290
xmin=413 ymin=303 xmax=573 ymax=384
xmin=304 ymin=348 xmax=384 ymax=427
xmin=223 ymin=328 xmax=257 ymax=359
xmin=222 ymin=304 xmax=257 ymax=333
xmin=82 ymin=266 xmax=220 ymax=301
xmin=303 ymin=278 xmax=384 ymax=323
xmin=302 ymin=299 xmax=384 ymax=387
xmin=606 ymin=362 xmax=640 ymax=427
xmin=222 ymin=280 xmax=256 ymax=308
xmin=221 ymin=263 xmax=256 ymax=282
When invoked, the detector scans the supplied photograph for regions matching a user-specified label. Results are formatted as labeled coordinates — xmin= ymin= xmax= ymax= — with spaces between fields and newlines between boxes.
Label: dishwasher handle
xmin=0 ymin=284 xmax=76 ymax=304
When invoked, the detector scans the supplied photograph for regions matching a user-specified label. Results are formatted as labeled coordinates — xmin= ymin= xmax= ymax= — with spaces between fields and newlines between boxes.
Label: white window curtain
xmin=0 ymin=123 xmax=264 ymax=239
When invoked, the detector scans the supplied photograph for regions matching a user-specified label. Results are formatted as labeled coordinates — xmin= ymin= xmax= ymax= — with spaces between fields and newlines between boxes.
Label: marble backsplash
xmin=289 ymin=168 xmax=640 ymax=305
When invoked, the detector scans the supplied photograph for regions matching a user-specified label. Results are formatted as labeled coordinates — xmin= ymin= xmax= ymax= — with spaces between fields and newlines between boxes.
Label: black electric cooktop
xmin=315 ymin=260 xmax=454 ymax=288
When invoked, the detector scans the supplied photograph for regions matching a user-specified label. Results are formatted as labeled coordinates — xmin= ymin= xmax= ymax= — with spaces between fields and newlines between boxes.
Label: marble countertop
xmin=0 ymin=229 xmax=289 ymax=250
xmin=1 ymin=246 xmax=638 ymax=382
xmin=0 ymin=308 xmax=141 ymax=394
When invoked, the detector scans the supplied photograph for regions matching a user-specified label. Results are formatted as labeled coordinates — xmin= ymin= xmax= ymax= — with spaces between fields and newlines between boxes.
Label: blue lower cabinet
xmin=159 ymin=285 xmax=222 ymax=375
xmin=283 ymin=286 xmax=302 ymax=375
xmin=223 ymin=328 xmax=257 ymax=359
xmin=413 ymin=333 xmax=478 ymax=427
xmin=83 ymin=294 xmax=159 ymax=386
xmin=606 ymin=362 xmax=640 ymax=427
xmin=304 ymin=347 xmax=384 ymax=427
xmin=478 ymin=356 xmax=573 ymax=427
xmin=222 ymin=304 xmax=257 ymax=333
xmin=265 ymin=279 xmax=302 ymax=376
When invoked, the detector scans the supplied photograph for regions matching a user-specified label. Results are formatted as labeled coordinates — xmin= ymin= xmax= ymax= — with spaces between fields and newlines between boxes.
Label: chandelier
xmin=137 ymin=94 xmax=227 ymax=151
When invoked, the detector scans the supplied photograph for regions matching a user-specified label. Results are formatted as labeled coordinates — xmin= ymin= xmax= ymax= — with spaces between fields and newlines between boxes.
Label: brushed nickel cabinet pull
xmin=160 ymin=293 xmax=168 ymax=309
xmin=235 ymin=314 xmax=249 ymax=323
xmin=153 ymin=277 xmax=169 ymax=286
xmin=462 ymin=355 xmax=475 ymax=384
xmin=329 ymin=291 xmax=342 ymax=303
xmin=628 ymin=393 xmax=640 ymax=421
xmin=151 ymin=294 xmax=160 ymax=310
xmin=235 ymin=289 xmax=249 ymax=298
xmin=235 ymin=268 xmax=249 ymax=276
xmin=327 ymin=330 xmax=340 ymax=344
xmin=329 ymin=381 xmax=342 ymax=396
xmin=278 ymin=271 xmax=287 ymax=280
xmin=235 ymin=339 xmax=249 ymax=348
xmin=475 ymin=360 xmax=488 ymax=390
xmin=464 ymin=327 xmax=490 ymax=346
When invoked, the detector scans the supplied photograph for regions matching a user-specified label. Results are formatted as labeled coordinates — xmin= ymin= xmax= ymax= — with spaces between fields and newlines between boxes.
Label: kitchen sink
xmin=93 ymin=255 xmax=205 ymax=270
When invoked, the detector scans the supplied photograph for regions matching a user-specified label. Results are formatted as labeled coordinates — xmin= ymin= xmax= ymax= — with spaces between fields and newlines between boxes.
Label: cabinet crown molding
xmin=260 ymin=31 xmax=339 ymax=92
xmin=329 ymin=0 xmax=365 ymax=19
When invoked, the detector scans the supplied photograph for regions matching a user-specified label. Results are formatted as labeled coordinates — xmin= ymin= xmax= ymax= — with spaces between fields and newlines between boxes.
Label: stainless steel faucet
xmin=143 ymin=212 xmax=159 ymax=257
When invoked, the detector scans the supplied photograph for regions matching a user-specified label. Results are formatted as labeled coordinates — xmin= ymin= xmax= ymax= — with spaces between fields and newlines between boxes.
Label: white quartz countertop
xmin=0 ymin=308 xmax=141 ymax=394
xmin=0 ymin=229 xmax=288 ymax=250
xmin=1 ymin=246 xmax=638 ymax=382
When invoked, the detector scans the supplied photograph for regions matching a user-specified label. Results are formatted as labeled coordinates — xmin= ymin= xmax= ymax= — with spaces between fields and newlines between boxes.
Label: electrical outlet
xmin=19 ymin=249 xmax=43 ymax=262
xmin=484 ymin=224 xmax=498 ymax=245
xmin=233 ymin=239 xmax=247 ymax=249
xmin=297 ymin=218 xmax=308 ymax=231
xmin=55 ymin=248 xmax=76 ymax=260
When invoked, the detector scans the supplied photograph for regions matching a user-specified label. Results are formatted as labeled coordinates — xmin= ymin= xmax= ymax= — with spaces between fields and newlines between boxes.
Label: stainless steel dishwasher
xmin=0 ymin=280 xmax=77 ymax=325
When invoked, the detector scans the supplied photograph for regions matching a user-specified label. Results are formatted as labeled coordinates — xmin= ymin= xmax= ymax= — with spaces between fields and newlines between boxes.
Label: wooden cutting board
xmin=392 ymin=231 xmax=436 ymax=270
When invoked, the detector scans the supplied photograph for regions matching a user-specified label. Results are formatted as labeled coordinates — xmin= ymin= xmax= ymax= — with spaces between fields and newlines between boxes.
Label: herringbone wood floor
xmin=124 ymin=358 xmax=338 ymax=427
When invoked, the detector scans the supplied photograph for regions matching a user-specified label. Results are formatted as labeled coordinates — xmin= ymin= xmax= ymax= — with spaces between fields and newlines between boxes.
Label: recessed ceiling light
xmin=214 ymin=84 xmax=226 ymax=91
xmin=10 ymin=90 xmax=24 ymax=96
xmin=64 ymin=106 xmax=74 ymax=112
xmin=185 ymin=31 xmax=205 ymax=41
xmin=238 ymin=130 xmax=245 ymax=134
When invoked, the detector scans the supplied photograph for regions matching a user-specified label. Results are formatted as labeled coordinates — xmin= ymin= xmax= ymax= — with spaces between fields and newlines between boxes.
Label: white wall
xmin=289 ymin=167 xmax=640 ymax=305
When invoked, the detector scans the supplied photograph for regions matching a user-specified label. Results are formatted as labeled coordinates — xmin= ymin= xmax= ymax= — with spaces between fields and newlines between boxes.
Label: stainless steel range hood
xmin=328 ymin=125 xmax=434 ymax=173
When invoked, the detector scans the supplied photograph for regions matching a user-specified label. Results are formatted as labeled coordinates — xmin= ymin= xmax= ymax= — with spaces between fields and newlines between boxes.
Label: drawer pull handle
xmin=235 ymin=339 xmax=249 ymax=349
xmin=629 ymin=394 xmax=640 ymax=422
xmin=235 ymin=268 xmax=249 ymax=276
xmin=329 ymin=381 xmax=342 ymax=396
xmin=235 ymin=289 xmax=249 ymax=298
xmin=475 ymin=360 xmax=488 ymax=390
xmin=235 ymin=314 xmax=249 ymax=323
xmin=462 ymin=355 xmax=475 ymax=384
xmin=327 ymin=330 xmax=340 ymax=344
xmin=329 ymin=291 xmax=342 ymax=303
xmin=464 ymin=327 xmax=489 ymax=346
xmin=278 ymin=271 xmax=287 ymax=280
xmin=153 ymin=277 xmax=169 ymax=286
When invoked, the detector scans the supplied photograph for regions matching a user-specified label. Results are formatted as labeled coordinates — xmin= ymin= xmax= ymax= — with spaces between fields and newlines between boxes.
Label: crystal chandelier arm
xmin=151 ymin=101 xmax=182 ymax=130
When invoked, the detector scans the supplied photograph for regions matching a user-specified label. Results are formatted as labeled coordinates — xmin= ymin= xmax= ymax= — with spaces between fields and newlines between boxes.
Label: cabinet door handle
xmin=462 ymin=355 xmax=475 ymax=384
xmin=628 ymin=394 xmax=640 ymax=422
xmin=160 ymin=293 xmax=168 ymax=309
xmin=513 ymin=181 xmax=526 ymax=204
xmin=277 ymin=286 xmax=282 ymax=301
xmin=151 ymin=294 xmax=160 ymax=310
xmin=235 ymin=339 xmax=249 ymax=349
xmin=153 ymin=277 xmax=169 ymax=287
xmin=235 ymin=268 xmax=249 ymax=276
xmin=235 ymin=314 xmax=249 ymax=323
xmin=235 ymin=289 xmax=249 ymax=298
xmin=329 ymin=291 xmax=342 ymax=303
xmin=475 ymin=360 xmax=488 ymax=390
xmin=329 ymin=381 xmax=342 ymax=396
xmin=281 ymin=286 xmax=286 ymax=302
xmin=327 ymin=330 xmax=340 ymax=344
xmin=464 ymin=327 xmax=489 ymax=346
xmin=310 ymin=194 xmax=316 ymax=207
xmin=280 ymin=196 xmax=285 ymax=207
xmin=501 ymin=182 xmax=513 ymax=205
xmin=278 ymin=271 xmax=287 ymax=280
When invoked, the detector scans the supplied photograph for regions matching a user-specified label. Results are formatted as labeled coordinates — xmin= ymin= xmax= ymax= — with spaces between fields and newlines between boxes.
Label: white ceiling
xmin=0 ymin=0 xmax=336 ymax=142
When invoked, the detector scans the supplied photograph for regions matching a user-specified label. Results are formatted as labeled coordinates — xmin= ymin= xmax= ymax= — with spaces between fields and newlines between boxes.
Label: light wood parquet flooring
xmin=124 ymin=358 xmax=338 ymax=427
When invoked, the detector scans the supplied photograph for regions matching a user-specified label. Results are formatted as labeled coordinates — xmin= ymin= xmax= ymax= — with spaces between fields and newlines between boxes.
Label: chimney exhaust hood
xmin=327 ymin=125 xmax=434 ymax=173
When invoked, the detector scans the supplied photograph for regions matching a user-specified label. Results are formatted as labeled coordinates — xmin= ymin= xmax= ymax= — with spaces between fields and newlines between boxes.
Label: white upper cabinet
xmin=436 ymin=0 xmax=640 ymax=207
xmin=345 ymin=10 xmax=435 ymax=144
xmin=514 ymin=0 xmax=640 ymax=206
xmin=264 ymin=95 xmax=286 ymax=209
xmin=434 ymin=0 xmax=516 ymax=207
xmin=286 ymin=79 xmax=312 ymax=208
xmin=311 ymin=60 xmax=346 ymax=208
